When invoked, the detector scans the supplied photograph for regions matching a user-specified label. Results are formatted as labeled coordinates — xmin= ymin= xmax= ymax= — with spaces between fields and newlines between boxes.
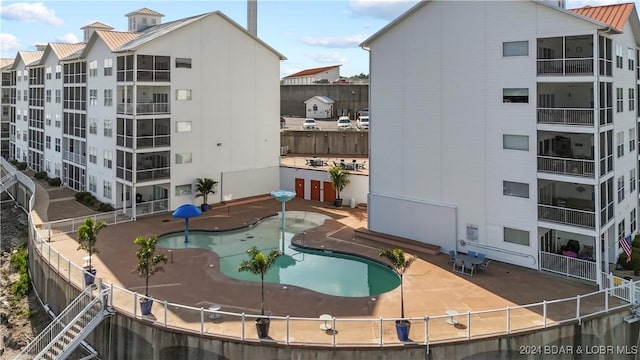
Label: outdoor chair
xmin=468 ymin=251 xmax=477 ymax=258
xmin=360 ymin=160 xmax=367 ymax=169
xmin=463 ymin=260 xmax=475 ymax=276
xmin=476 ymin=253 xmax=486 ymax=261
xmin=453 ymin=258 xmax=465 ymax=274
xmin=477 ymin=259 xmax=492 ymax=272
xmin=448 ymin=250 xmax=456 ymax=264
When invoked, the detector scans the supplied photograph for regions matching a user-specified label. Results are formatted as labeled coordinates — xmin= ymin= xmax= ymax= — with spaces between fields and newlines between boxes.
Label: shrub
xmin=617 ymin=248 xmax=640 ymax=271
xmin=15 ymin=162 xmax=27 ymax=170
xmin=75 ymin=191 xmax=90 ymax=201
xmin=98 ymin=202 xmax=114 ymax=212
xmin=10 ymin=246 xmax=29 ymax=301
xmin=47 ymin=177 xmax=61 ymax=186
xmin=34 ymin=171 xmax=47 ymax=179
xmin=11 ymin=245 xmax=28 ymax=273
xmin=11 ymin=273 xmax=29 ymax=300
xmin=83 ymin=193 xmax=96 ymax=205
xmin=633 ymin=234 xmax=640 ymax=249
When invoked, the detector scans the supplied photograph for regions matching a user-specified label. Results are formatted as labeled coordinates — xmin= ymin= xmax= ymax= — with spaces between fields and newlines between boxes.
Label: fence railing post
xmin=286 ymin=315 xmax=290 ymax=345
xmin=543 ymin=301 xmax=547 ymax=328
xmin=134 ymin=292 xmax=137 ymax=318
xmin=576 ymin=295 xmax=581 ymax=323
xmin=164 ymin=300 xmax=168 ymax=327
xmin=379 ymin=318 xmax=383 ymax=347
xmin=424 ymin=316 xmax=429 ymax=347
xmin=466 ymin=311 xmax=471 ymax=339
xmin=506 ymin=307 xmax=511 ymax=334
xmin=200 ymin=308 xmax=204 ymax=335
xmin=332 ymin=317 xmax=336 ymax=347
xmin=241 ymin=313 xmax=245 ymax=340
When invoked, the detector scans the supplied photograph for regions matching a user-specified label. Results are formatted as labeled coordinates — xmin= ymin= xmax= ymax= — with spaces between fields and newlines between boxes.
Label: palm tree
xmin=327 ymin=166 xmax=351 ymax=205
xmin=134 ymin=235 xmax=168 ymax=297
xmin=379 ymin=248 xmax=415 ymax=319
xmin=195 ymin=178 xmax=218 ymax=210
xmin=77 ymin=217 xmax=107 ymax=271
xmin=238 ymin=246 xmax=281 ymax=316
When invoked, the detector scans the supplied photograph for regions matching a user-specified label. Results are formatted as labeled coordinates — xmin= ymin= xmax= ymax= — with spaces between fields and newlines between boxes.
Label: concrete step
xmin=354 ymin=228 xmax=441 ymax=255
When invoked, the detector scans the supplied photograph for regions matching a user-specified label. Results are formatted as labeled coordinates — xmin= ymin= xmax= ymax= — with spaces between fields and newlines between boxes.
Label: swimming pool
xmin=156 ymin=211 xmax=400 ymax=297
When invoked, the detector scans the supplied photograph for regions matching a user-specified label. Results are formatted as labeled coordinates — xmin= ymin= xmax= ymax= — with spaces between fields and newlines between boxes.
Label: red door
xmin=311 ymin=180 xmax=321 ymax=201
xmin=323 ymin=181 xmax=336 ymax=203
xmin=295 ymin=178 xmax=305 ymax=198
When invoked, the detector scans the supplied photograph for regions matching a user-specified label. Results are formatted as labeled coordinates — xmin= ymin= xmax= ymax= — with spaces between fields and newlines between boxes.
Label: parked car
xmin=280 ymin=116 xmax=286 ymax=129
xmin=303 ymin=118 xmax=319 ymax=130
xmin=356 ymin=115 xmax=369 ymax=130
xmin=337 ymin=116 xmax=352 ymax=130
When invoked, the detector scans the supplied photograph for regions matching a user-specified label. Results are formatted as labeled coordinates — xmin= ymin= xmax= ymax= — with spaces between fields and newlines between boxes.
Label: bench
xmin=353 ymin=228 xmax=441 ymax=255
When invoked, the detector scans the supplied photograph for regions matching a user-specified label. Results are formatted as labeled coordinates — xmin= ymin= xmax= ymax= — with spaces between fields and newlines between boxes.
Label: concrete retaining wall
xmin=281 ymin=130 xmax=369 ymax=156
xmin=281 ymin=85 xmax=369 ymax=118
xmin=29 ymin=243 xmax=640 ymax=360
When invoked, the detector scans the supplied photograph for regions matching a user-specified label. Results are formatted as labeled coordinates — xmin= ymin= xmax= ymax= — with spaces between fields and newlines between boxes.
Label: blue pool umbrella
xmin=270 ymin=190 xmax=296 ymax=230
xmin=172 ymin=204 xmax=202 ymax=243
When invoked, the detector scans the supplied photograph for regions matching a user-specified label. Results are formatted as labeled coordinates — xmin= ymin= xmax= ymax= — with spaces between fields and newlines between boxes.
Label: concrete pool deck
xmin=39 ymin=195 xmax=624 ymax=346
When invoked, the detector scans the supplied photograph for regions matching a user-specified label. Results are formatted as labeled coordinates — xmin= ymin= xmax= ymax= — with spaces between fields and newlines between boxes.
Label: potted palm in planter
xmin=328 ymin=166 xmax=351 ymax=207
xmin=77 ymin=218 xmax=107 ymax=286
xmin=134 ymin=235 xmax=168 ymax=315
xmin=195 ymin=177 xmax=218 ymax=212
xmin=379 ymin=248 xmax=415 ymax=341
xmin=238 ymin=246 xmax=281 ymax=338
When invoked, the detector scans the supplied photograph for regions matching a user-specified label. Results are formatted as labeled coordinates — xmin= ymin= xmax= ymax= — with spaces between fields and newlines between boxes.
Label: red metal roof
xmin=571 ymin=3 xmax=634 ymax=31
xmin=284 ymin=65 xmax=340 ymax=78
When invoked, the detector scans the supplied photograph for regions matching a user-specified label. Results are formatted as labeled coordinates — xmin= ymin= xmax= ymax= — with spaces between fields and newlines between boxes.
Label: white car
xmin=303 ymin=118 xmax=319 ymax=130
xmin=337 ymin=116 xmax=352 ymax=130
xmin=356 ymin=116 xmax=369 ymax=130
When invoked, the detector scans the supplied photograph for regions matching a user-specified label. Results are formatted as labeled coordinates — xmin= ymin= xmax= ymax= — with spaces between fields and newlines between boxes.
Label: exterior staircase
xmin=0 ymin=171 xmax=17 ymax=193
xmin=15 ymin=285 xmax=113 ymax=360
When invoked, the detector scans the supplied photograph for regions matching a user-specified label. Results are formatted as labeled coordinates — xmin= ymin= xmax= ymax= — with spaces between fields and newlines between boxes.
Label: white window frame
xmin=503 ymin=41 xmax=528 ymax=57
xmin=504 ymin=227 xmax=530 ymax=246
xmin=503 ymin=181 xmax=529 ymax=198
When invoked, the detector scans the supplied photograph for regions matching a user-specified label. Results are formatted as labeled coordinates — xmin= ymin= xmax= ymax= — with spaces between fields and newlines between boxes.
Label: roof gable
xmin=125 ymin=8 xmax=165 ymax=17
xmin=571 ymin=3 xmax=634 ymax=31
xmin=78 ymin=30 xmax=139 ymax=58
xmin=38 ymin=43 xmax=86 ymax=65
xmin=305 ymin=96 xmax=334 ymax=104
xmin=11 ymin=51 xmax=44 ymax=69
xmin=285 ymin=65 xmax=340 ymax=78
xmin=81 ymin=21 xmax=114 ymax=30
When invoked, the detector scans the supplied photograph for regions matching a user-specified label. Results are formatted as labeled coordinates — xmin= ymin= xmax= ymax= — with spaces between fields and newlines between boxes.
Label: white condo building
xmin=3 ymin=8 xmax=285 ymax=215
xmin=362 ymin=0 xmax=640 ymax=285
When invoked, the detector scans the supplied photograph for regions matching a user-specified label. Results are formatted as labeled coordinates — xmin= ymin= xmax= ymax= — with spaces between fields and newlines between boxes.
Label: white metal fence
xmin=540 ymin=251 xmax=597 ymax=282
xmin=43 ymin=210 xmax=133 ymax=235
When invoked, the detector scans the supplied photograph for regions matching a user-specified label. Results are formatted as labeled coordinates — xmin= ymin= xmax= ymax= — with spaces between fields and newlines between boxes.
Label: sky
xmin=0 ymin=0 xmax=635 ymax=79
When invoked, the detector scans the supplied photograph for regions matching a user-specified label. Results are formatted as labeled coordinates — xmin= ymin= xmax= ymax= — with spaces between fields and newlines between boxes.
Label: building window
xmin=175 ymin=152 xmax=192 ymax=164
xmin=89 ymin=146 xmax=97 ymax=164
xmin=632 ymin=209 xmax=637 ymax=233
xmin=104 ymin=89 xmax=113 ymax=106
xmin=55 ymin=89 xmax=61 ymax=103
xmin=104 ymin=120 xmax=113 ymax=137
xmin=176 ymin=89 xmax=192 ymax=100
xmin=89 ymin=60 xmax=98 ymax=77
xmin=89 ymin=89 xmax=98 ymax=106
xmin=629 ymin=48 xmax=635 ymax=70
xmin=45 ymin=113 xmax=51 ymax=126
xmin=631 ymin=169 xmax=637 ymax=193
xmin=175 ymin=58 xmax=192 ymax=68
xmin=55 ymin=65 xmax=61 ymax=79
xmin=176 ymin=121 xmax=192 ymax=132
xmin=504 ymin=227 xmax=529 ymax=246
xmin=616 ymin=43 xmax=624 ymax=68
xmin=630 ymin=128 xmax=636 ymax=152
xmin=46 ymin=89 xmax=51 ymax=102
xmin=503 ymin=88 xmax=528 ymax=103
xmin=618 ymin=220 xmax=626 ymax=243
xmin=503 ymin=134 xmax=529 ymax=151
xmin=45 ymin=136 xmax=51 ymax=149
xmin=616 ymin=87 xmax=624 ymax=112
xmin=175 ymin=184 xmax=192 ymax=196
xmin=89 ymin=118 xmax=97 ymax=134
xmin=55 ymin=114 xmax=61 ymax=128
xmin=630 ymin=88 xmax=635 ymax=111
xmin=503 ymin=181 xmax=529 ymax=198
xmin=55 ymin=138 xmax=60 ymax=152
xmin=45 ymin=160 xmax=51 ymax=172
xmin=618 ymin=175 xmax=625 ymax=203
xmin=88 ymin=175 xmax=97 ymax=192
xmin=503 ymin=41 xmax=528 ymax=57
xmin=617 ymin=131 xmax=624 ymax=157
xmin=103 ymin=180 xmax=112 ymax=199
xmin=104 ymin=58 xmax=113 ymax=76
xmin=17 ymin=90 xmax=20 ymax=101
xmin=46 ymin=66 xmax=52 ymax=80
xmin=104 ymin=150 xmax=113 ymax=168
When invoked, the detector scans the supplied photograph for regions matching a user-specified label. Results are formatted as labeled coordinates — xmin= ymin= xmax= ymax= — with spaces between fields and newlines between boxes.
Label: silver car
xmin=303 ymin=118 xmax=319 ymax=130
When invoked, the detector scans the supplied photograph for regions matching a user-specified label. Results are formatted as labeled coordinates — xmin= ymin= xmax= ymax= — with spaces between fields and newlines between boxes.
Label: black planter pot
xmin=201 ymin=203 xmax=209 ymax=212
xmin=255 ymin=318 xmax=270 ymax=338
xmin=83 ymin=268 xmax=96 ymax=287
xmin=395 ymin=319 xmax=411 ymax=341
xmin=140 ymin=298 xmax=153 ymax=315
xmin=333 ymin=198 xmax=343 ymax=208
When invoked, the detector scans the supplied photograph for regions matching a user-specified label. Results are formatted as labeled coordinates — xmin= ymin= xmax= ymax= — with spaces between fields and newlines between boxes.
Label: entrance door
xmin=295 ymin=178 xmax=305 ymax=198
xmin=311 ymin=180 xmax=321 ymax=201
xmin=323 ymin=181 xmax=336 ymax=203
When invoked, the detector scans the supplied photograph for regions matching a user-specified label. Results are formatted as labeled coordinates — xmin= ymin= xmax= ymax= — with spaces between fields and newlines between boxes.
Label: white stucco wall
xmin=42 ymin=49 xmax=64 ymax=180
xmin=279 ymin=166 xmax=368 ymax=205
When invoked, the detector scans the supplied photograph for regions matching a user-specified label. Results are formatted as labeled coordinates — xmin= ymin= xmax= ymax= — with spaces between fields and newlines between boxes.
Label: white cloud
xmin=349 ymin=0 xmax=418 ymax=20
xmin=0 ymin=33 xmax=21 ymax=55
xmin=0 ymin=2 xmax=63 ymax=27
xmin=306 ymin=52 xmax=347 ymax=64
xmin=56 ymin=33 xmax=79 ymax=43
xmin=302 ymin=35 xmax=369 ymax=48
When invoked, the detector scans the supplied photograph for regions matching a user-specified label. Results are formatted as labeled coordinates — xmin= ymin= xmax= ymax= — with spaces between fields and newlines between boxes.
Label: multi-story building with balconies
xmin=6 ymin=7 xmax=285 ymax=216
xmin=0 ymin=59 xmax=13 ymax=158
xmin=362 ymin=0 xmax=640 ymax=287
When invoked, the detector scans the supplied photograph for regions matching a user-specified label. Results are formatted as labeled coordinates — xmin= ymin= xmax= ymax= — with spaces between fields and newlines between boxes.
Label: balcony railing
xmin=136 ymin=135 xmax=170 ymax=149
xmin=540 ymin=251 xmax=597 ymax=282
xmin=538 ymin=204 xmax=595 ymax=229
xmin=537 ymin=58 xmax=594 ymax=75
xmin=62 ymin=151 xmax=86 ymax=166
xmin=116 ymin=103 xmax=134 ymax=115
xmin=136 ymin=102 xmax=170 ymax=115
xmin=135 ymin=198 xmax=169 ymax=217
xmin=537 ymin=108 xmax=594 ymax=126
xmin=136 ymin=167 xmax=170 ymax=182
xmin=537 ymin=156 xmax=595 ymax=177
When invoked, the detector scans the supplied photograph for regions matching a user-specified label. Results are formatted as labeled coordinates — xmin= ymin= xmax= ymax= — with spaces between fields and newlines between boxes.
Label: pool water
xmin=156 ymin=212 xmax=400 ymax=297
